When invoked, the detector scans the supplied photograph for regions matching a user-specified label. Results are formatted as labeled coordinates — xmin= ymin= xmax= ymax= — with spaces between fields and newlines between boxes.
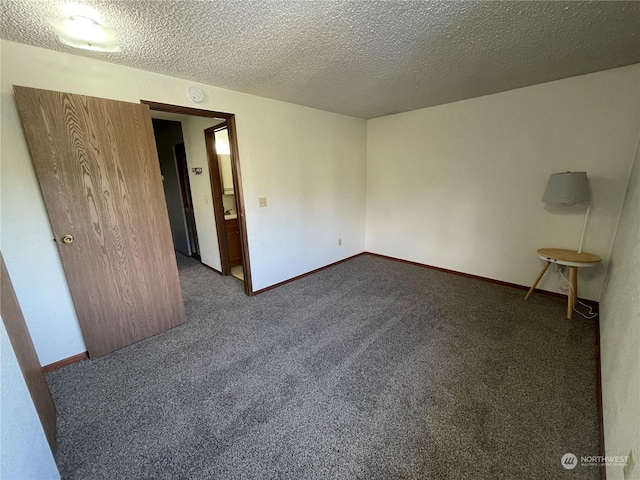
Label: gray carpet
xmin=47 ymin=254 xmax=600 ymax=479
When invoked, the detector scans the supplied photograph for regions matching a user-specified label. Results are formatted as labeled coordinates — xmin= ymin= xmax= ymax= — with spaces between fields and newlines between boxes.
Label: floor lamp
xmin=541 ymin=171 xmax=591 ymax=252
xmin=526 ymin=171 xmax=601 ymax=319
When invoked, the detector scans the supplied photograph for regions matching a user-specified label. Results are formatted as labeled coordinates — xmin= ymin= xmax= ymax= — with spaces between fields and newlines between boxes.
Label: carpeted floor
xmin=47 ymin=254 xmax=600 ymax=479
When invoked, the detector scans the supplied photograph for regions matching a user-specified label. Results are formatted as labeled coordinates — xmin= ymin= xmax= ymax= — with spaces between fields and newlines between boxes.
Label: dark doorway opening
xmin=151 ymin=119 xmax=198 ymax=259
xmin=174 ymin=142 xmax=200 ymax=260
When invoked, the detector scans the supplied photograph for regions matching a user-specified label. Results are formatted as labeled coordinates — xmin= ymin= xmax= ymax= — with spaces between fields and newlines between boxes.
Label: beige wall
xmin=2 ymin=37 xmax=638 ymax=367
xmin=600 ymin=134 xmax=640 ymax=479
xmin=180 ymin=116 xmax=225 ymax=271
xmin=0 ymin=40 xmax=367 ymax=364
xmin=1 ymin=37 xmax=639 ymax=478
xmin=366 ymin=64 xmax=640 ymax=301
xmin=0 ymin=320 xmax=59 ymax=479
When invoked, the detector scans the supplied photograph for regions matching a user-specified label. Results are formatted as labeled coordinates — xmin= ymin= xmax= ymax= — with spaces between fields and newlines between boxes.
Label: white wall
xmin=181 ymin=116 xmax=224 ymax=271
xmin=4 ymin=37 xmax=634 ymax=367
xmin=248 ymin=106 xmax=367 ymax=288
xmin=366 ymin=64 xmax=640 ymax=301
xmin=1 ymin=69 xmax=88 ymax=366
xmin=0 ymin=320 xmax=60 ymax=480
xmin=0 ymin=40 xmax=367 ymax=364
xmin=600 ymin=134 xmax=640 ymax=479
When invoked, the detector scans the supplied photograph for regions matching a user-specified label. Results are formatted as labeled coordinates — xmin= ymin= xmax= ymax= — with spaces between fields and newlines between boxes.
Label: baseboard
xmin=253 ymin=253 xmax=367 ymax=295
xmin=364 ymin=252 xmax=600 ymax=309
xmin=253 ymin=251 xmax=599 ymax=310
xmin=41 ymin=351 xmax=88 ymax=374
xmin=200 ymin=263 xmax=222 ymax=275
xmin=366 ymin=251 xmax=605 ymax=478
xmin=594 ymin=312 xmax=607 ymax=480
xmin=44 ymin=250 xmax=607 ymax=479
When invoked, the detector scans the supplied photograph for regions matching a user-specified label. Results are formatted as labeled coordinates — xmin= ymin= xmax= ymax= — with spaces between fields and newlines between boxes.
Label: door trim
xmin=141 ymin=101 xmax=253 ymax=296
xmin=204 ymin=124 xmax=231 ymax=275
xmin=1 ymin=253 xmax=57 ymax=452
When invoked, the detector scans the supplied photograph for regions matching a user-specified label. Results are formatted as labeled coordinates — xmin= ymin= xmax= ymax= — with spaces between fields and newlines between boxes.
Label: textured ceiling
xmin=2 ymin=1 xmax=639 ymax=119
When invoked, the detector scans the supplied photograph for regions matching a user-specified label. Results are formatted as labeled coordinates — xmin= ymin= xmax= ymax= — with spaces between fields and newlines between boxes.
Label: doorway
xmin=174 ymin=142 xmax=200 ymax=261
xmin=206 ymin=124 xmax=244 ymax=281
xmin=143 ymin=101 xmax=253 ymax=296
xmin=150 ymin=118 xmax=197 ymax=258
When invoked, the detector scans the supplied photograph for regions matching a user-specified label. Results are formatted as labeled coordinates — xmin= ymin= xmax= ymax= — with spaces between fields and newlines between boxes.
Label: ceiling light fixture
xmin=47 ymin=12 xmax=120 ymax=52
xmin=57 ymin=3 xmax=103 ymax=22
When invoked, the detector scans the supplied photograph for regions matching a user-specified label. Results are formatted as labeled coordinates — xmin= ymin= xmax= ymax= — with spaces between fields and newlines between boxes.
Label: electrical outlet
xmin=258 ymin=197 xmax=267 ymax=208
xmin=338 ymin=238 xmax=342 ymax=246
xmin=204 ymin=195 xmax=208 ymax=204
xmin=624 ymin=449 xmax=636 ymax=480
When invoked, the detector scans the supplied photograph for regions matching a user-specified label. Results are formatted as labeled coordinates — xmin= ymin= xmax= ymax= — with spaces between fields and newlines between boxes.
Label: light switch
xmin=259 ymin=197 xmax=267 ymax=208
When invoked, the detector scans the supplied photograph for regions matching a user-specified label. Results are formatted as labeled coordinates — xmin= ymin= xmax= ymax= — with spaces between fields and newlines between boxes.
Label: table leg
xmin=567 ymin=267 xmax=577 ymax=319
xmin=525 ymin=261 xmax=551 ymax=300
xmin=570 ymin=266 xmax=578 ymax=306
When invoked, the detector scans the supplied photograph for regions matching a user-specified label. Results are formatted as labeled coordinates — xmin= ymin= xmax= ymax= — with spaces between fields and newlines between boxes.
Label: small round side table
xmin=524 ymin=248 xmax=601 ymax=319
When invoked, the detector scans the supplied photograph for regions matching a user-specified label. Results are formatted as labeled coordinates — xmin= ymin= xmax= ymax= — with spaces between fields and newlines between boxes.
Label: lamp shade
xmin=541 ymin=171 xmax=590 ymax=205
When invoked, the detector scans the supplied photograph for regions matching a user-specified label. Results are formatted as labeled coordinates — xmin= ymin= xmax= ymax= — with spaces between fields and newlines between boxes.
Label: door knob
xmin=61 ymin=234 xmax=74 ymax=244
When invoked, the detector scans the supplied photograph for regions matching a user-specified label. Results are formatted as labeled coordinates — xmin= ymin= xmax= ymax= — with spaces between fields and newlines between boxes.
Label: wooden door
xmin=1 ymin=253 xmax=57 ymax=451
xmin=14 ymin=87 xmax=186 ymax=358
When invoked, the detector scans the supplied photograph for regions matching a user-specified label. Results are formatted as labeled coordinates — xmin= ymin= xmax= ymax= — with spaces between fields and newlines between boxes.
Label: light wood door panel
xmin=1 ymin=253 xmax=57 ymax=451
xmin=14 ymin=87 xmax=186 ymax=358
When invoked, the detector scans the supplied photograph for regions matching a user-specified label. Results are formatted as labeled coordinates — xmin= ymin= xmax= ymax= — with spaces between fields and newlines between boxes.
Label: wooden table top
xmin=537 ymin=248 xmax=601 ymax=264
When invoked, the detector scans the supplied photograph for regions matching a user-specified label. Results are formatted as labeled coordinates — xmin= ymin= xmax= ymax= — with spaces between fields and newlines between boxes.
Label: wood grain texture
xmin=14 ymin=86 xmax=186 ymax=358
xmin=225 ymin=218 xmax=242 ymax=267
xmin=524 ymin=261 xmax=551 ymax=300
xmin=141 ymin=101 xmax=233 ymax=120
xmin=537 ymin=248 xmax=601 ymax=264
xmin=226 ymin=115 xmax=254 ymax=296
xmin=204 ymin=126 xmax=231 ymax=275
xmin=568 ymin=266 xmax=578 ymax=319
xmin=1 ymin=253 xmax=57 ymax=452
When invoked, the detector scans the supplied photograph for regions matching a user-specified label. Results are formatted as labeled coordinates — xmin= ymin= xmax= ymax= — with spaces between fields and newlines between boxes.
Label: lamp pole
xmin=578 ymin=204 xmax=590 ymax=254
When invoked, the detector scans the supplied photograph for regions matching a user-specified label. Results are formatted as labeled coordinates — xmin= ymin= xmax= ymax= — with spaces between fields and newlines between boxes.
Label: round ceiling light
xmin=47 ymin=14 xmax=120 ymax=52
xmin=64 ymin=16 xmax=108 ymax=43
